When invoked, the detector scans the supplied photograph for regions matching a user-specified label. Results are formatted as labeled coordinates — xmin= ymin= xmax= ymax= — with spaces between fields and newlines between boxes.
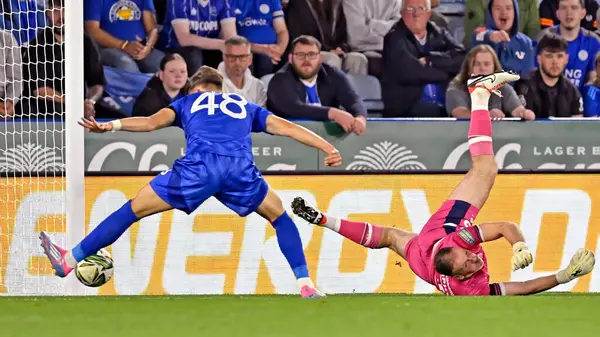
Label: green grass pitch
xmin=1 ymin=294 xmax=599 ymax=337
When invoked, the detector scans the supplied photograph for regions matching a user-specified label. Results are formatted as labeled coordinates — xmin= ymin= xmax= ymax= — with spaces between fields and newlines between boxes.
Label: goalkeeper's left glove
xmin=512 ymin=241 xmax=533 ymax=271
xmin=556 ymin=248 xmax=595 ymax=284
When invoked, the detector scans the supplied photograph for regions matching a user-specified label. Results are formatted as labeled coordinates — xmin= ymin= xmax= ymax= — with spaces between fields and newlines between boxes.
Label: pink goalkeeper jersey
xmin=404 ymin=200 xmax=504 ymax=296
xmin=430 ymin=226 xmax=494 ymax=296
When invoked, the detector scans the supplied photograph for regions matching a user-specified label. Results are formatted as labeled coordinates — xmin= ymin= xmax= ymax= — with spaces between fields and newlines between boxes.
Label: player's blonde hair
xmin=188 ymin=65 xmax=224 ymax=92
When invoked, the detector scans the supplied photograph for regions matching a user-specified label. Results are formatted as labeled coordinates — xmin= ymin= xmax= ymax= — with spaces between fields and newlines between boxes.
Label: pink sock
xmin=468 ymin=109 xmax=493 ymax=157
xmin=338 ymin=219 xmax=383 ymax=248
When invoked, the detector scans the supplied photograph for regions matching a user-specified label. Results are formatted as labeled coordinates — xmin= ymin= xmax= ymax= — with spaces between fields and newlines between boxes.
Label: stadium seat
xmin=261 ymin=73 xmax=274 ymax=88
xmin=436 ymin=0 xmax=466 ymax=15
xmin=447 ymin=16 xmax=465 ymax=47
xmin=0 ymin=14 xmax=12 ymax=31
xmin=1 ymin=0 xmax=47 ymax=45
xmin=347 ymin=74 xmax=384 ymax=115
xmin=101 ymin=66 xmax=153 ymax=116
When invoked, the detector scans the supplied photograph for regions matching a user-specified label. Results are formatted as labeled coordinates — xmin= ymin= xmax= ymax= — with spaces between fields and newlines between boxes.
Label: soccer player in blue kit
xmin=39 ymin=66 xmax=342 ymax=298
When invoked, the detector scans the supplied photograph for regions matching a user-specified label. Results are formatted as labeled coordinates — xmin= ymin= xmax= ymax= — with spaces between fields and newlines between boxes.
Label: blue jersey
xmin=159 ymin=0 xmax=235 ymax=49
xmin=583 ymin=84 xmax=600 ymax=117
xmin=543 ymin=26 xmax=600 ymax=90
xmin=151 ymin=91 xmax=272 ymax=216
xmin=1 ymin=0 xmax=46 ymax=45
xmin=231 ymin=0 xmax=283 ymax=44
xmin=84 ymin=0 xmax=153 ymax=42
xmin=168 ymin=91 xmax=272 ymax=160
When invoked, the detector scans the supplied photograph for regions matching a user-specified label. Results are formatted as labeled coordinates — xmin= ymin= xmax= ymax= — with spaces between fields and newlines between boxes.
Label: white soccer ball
xmin=75 ymin=248 xmax=114 ymax=287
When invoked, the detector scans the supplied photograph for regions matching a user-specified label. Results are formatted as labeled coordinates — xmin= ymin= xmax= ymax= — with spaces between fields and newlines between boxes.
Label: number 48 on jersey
xmin=190 ymin=92 xmax=249 ymax=119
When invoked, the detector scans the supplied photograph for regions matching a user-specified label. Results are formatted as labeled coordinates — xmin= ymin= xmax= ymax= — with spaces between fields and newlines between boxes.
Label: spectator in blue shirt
xmin=470 ymin=0 xmax=535 ymax=78
xmin=537 ymin=0 xmax=600 ymax=91
xmin=582 ymin=52 xmax=600 ymax=116
xmin=84 ymin=0 xmax=164 ymax=73
xmin=0 ymin=0 xmax=46 ymax=45
xmin=158 ymin=0 xmax=237 ymax=75
xmin=230 ymin=0 xmax=289 ymax=78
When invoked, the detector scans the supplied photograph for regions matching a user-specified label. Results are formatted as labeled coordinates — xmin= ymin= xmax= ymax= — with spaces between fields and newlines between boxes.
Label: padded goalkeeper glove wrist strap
xmin=555 ymin=270 xmax=570 ymax=284
xmin=512 ymin=241 xmax=528 ymax=253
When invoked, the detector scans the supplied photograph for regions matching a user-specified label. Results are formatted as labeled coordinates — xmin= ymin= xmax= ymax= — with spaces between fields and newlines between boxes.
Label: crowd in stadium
xmin=1 ymin=0 xmax=600 ymax=124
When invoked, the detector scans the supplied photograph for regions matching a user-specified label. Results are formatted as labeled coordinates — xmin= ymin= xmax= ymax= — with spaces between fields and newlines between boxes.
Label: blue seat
xmin=102 ymin=66 xmax=153 ymax=116
xmin=347 ymin=74 xmax=384 ymax=114
xmin=261 ymin=73 xmax=275 ymax=88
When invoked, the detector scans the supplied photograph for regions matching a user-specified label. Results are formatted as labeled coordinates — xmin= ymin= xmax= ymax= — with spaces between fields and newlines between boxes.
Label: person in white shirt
xmin=217 ymin=36 xmax=267 ymax=107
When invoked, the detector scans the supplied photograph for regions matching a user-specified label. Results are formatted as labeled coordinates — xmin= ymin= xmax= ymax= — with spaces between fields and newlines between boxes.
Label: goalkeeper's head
xmin=188 ymin=66 xmax=224 ymax=94
xmin=434 ymin=247 xmax=485 ymax=280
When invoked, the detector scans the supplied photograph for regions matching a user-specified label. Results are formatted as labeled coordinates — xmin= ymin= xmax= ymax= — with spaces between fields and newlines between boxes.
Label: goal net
xmin=0 ymin=0 xmax=84 ymax=296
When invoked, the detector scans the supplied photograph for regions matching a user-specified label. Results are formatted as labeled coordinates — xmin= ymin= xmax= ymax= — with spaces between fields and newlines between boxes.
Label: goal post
xmin=64 ymin=0 xmax=86 ymax=295
xmin=0 ymin=0 xmax=86 ymax=296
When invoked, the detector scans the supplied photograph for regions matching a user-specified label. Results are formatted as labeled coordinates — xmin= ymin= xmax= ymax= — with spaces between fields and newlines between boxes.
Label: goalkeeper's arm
xmin=478 ymin=221 xmax=533 ymax=271
xmin=502 ymin=249 xmax=595 ymax=295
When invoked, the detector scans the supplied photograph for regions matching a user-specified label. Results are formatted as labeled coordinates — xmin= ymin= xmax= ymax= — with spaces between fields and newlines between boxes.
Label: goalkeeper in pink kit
xmin=293 ymin=71 xmax=596 ymax=296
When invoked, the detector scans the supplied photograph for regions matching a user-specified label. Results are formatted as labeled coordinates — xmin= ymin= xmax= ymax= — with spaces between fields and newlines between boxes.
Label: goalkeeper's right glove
xmin=555 ymin=248 xmax=596 ymax=284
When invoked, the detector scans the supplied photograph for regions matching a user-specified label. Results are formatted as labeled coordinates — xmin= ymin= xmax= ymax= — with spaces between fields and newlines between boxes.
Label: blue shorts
xmin=149 ymin=152 xmax=269 ymax=216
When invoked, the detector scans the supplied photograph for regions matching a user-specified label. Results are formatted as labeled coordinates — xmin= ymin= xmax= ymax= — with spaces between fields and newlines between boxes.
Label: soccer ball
xmin=75 ymin=248 xmax=114 ymax=287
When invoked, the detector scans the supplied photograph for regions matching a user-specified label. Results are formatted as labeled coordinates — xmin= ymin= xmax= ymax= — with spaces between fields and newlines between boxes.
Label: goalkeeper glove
xmin=556 ymin=248 xmax=596 ymax=284
xmin=511 ymin=241 xmax=533 ymax=271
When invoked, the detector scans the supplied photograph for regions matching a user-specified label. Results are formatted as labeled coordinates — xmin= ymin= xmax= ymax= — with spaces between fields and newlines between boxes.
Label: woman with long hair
xmin=446 ymin=44 xmax=535 ymax=120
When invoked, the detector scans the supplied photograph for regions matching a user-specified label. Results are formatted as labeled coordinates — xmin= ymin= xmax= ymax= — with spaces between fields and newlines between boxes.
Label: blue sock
xmin=72 ymin=200 xmax=139 ymax=262
xmin=271 ymin=212 xmax=309 ymax=279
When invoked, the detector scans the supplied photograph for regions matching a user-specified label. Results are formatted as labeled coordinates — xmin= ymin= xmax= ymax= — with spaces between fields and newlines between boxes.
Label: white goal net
xmin=0 ymin=0 xmax=84 ymax=296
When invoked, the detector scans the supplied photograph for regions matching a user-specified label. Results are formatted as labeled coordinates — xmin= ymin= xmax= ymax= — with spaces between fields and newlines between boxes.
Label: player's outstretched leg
xmin=291 ymin=197 xmax=415 ymax=259
xmin=446 ymin=70 xmax=520 ymax=210
xmin=256 ymin=188 xmax=325 ymax=298
xmin=39 ymin=184 xmax=172 ymax=277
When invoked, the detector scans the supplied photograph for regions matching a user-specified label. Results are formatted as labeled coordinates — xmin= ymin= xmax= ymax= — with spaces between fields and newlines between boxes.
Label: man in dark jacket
xmin=381 ymin=0 xmax=466 ymax=118
xmin=267 ymin=35 xmax=368 ymax=135
xmin=514 ymin=33 xmax=584 ymax=117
